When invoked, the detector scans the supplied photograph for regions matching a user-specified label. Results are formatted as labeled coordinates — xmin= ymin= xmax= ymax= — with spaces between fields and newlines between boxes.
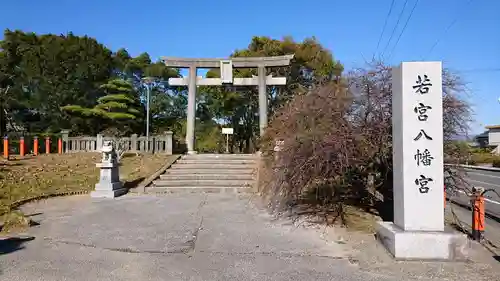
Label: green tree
xmin=200 ymin=36 xmax=342 ymax=152
xmin=0 ymin=29 xmax=114 ymax=134
xmin=62 ymin=79 xmax=143 ymax=135
xmin=142 ymin=61 xmax=184 ymax=130
xmin=110 ymin=48 xmax=183 ymax=134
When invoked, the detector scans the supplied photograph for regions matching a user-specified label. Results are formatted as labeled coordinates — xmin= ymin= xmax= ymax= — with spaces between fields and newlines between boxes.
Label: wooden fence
xmin=61 ymin=131 xmax=173 ymax=154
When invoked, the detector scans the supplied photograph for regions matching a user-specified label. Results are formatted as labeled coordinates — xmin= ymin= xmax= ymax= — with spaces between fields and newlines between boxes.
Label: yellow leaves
xmin=2 ymin=210 xmax=31 ymax=233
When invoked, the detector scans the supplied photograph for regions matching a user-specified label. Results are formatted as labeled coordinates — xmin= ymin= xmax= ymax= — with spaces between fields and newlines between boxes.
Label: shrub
xmin=466 ymin=158 xmax=477 ymax=165
xmin=258 ymin=62 xmax=471 ymax=225
xmin=470 ymin=153 xmax=500 ymax=164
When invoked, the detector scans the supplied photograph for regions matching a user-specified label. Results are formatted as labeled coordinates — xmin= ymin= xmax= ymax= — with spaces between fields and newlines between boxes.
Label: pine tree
xmin=62 ymin=79 xmax=143 ymax=135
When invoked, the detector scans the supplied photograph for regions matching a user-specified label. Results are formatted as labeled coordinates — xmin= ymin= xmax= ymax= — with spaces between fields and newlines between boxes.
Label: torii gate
xmin=161 ymin=55 xmax=294 ymax=154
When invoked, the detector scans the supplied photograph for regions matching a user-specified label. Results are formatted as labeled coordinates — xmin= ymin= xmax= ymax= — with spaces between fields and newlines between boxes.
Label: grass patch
xmin=283 ymin=202 xmax=379 ymax=233
xmin=0 ymin=153 xmax=177 ymax=214
xmin=342 ymin=205 xmax=379 ymax=232
xmin=1 ymin=210 xmax=32 ymax=233
xmin=470 ymin=152 xmax=500 ymax=165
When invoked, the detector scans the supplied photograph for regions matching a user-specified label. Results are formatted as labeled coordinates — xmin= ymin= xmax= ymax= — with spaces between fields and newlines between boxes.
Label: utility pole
xmin=146 ymin=82 xmax=150 ymax=142
xmin=141 ymin=77 xmax=154 ymax=145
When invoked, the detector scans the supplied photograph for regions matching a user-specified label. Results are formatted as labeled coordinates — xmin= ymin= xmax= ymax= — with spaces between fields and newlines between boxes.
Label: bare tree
xmin=258 ymin=61 xmax=472 ymax=223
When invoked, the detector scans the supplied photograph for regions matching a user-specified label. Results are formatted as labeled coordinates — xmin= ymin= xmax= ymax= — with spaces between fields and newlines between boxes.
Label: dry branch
xmin=258 ymin=61 xmax=472 ymax=224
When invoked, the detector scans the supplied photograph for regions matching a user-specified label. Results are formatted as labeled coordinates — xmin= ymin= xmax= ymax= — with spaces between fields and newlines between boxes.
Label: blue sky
xmin=1 ymin=0 xmax=498 ymax=135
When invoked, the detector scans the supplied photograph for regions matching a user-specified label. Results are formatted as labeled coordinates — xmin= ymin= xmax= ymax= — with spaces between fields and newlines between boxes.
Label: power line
xmin=374 ymin=0 xmax=396 ymax=57
xmin=458 ymin=68 xmax=500 ymax=73
xmin=422 ymin=0 xmax=476 ymax=59
xmin=386 ymin=0 xmax=420 ymax=61
xmin=380 ymin=0 xmax=410 ymax=59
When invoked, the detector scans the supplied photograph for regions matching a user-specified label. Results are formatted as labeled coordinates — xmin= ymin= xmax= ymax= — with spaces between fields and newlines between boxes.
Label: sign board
xmin=273 ymin=140 xmax=284 ymax=152
xmin=392 ymin=61 xmax=444 ymax=232
xmin=220 ymin=60 xmax=233 ymax=84
xmin=222 ymin=128 xmax=234 ymax=135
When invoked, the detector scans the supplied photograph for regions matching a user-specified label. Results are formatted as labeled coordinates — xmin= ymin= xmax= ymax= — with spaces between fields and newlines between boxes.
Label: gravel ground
xmin=0 ymin=193 xmax=498 ymax=281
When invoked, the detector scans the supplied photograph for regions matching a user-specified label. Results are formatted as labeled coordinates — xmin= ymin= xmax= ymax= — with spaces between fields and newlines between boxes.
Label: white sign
xmin=222 ymin=128 xmax=234 ymax=135
xmin=273 ymin=140 xmax=284 ymax=152
xmin=220 ymin=60 xmax=233 ymax=84
xmin=392 ymin=62 xmax=444 ymax=232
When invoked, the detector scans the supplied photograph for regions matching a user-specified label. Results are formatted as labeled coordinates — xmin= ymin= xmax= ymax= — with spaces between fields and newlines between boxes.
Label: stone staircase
xmin=147 ymin=154 xmax=258 ymax=193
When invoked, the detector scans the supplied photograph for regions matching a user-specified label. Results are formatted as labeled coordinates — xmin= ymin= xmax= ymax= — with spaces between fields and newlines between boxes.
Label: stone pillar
xmin=273 ymin=139 xmax=284 ymax=162
xmin=154 ymin=136 xmax=160 ymax=153
xmin=165 ymin=131 xmax=173 ymax=155
xmin=96 ymin=134 xmax=103 ymax=152
xmin=131 ymin=134 xmax=138 ymax=152
xmin=186 ymin=65 xmax=197 ymax=154
xmin=258 ymin=66 xmax=267 ymax=137
xmin=376 ymin=61 xmax=467 ymax=260
xmin=140 ymin=138 xmax=146 ymax=152
xmin=61 ymin=130 xmax=70 ymax=153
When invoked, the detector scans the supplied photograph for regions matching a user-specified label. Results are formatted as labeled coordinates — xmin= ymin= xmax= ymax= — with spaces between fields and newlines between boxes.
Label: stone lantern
xmin=90 ymin=141 xmax=126 ymax=198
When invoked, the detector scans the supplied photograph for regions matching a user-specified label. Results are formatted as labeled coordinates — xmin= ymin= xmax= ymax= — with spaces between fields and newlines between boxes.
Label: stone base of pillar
xmin=91 ymin=183 xmax=127 ymax=198
xmin=91 ymin=162 xmax=126 ymax=199
xmin=376 ymin=221 xmax=469 ymax=260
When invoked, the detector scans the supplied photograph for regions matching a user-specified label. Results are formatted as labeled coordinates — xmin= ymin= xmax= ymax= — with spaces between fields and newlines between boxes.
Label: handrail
xmin=445 ymin=163 xmax=500 ymax=172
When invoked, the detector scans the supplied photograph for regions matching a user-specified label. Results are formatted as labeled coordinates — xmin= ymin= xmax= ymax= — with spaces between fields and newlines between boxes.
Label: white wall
xmin=488 ymin=128 xmax=500 ymax=145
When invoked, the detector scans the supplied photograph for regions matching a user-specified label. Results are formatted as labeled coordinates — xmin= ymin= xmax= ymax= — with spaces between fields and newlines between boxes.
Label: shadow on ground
xmin=0 ymin=236 xmax=35 ymax=255
xmin=24 ymin=212 xmax=43 ymax=218
xmin=281 ymin=178 xmax=394 ymax=228
xmin=123 ymin=177 xmax=145 ymax=190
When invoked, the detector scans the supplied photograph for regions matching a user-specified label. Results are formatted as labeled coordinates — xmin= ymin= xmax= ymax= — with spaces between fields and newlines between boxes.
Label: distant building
xmin=473 ymin=130 xmax=489 ymax=148
xmin=485 ymin=125 xmax=500 ymax=147
xmin=473 ymin=125 xmax=500 ymax=154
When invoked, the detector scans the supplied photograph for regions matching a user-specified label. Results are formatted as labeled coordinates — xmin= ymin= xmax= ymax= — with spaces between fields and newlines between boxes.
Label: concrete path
xmin=0 ymin=194 xmax=499 ymax=281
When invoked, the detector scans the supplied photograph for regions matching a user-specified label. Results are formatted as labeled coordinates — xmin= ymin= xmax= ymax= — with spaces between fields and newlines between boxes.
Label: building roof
xmin=486 ymin=125 xmax=500 ymax=129
xmin=475 ymin=131 xmax=489 ymax=139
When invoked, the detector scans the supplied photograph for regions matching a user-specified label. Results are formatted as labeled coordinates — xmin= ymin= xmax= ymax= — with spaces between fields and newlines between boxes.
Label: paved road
xmin=447 ymin=200 xmax=500 ymax=256
xmin=1 ymin=194 xmax=500 ymax=280
xmin=447 ymin=167 xmax=500 ymax=219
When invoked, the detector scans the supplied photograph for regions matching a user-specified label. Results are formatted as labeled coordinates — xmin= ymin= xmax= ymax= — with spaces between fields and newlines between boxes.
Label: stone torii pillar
xmin=162 ymin=55 xmax=294 ymax=154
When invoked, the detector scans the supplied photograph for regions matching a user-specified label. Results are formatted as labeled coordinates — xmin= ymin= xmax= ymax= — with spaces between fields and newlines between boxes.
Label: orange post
xmin=444 ymin=185 xmax=446 ymax=208
xmin=19 ymin=136 xmax=25 ymax=157
xmin=33 ymin=136 xmax=39 ymax=156
xmin=58 ymin=138 xmax=62 ymax=154
xmin=45 ymin=137 xmax=50 ymax=154
xmin=3 ymin=136 xmax=8 ymax=158
xmin=472 ymin=193 xmax=485 ymax=241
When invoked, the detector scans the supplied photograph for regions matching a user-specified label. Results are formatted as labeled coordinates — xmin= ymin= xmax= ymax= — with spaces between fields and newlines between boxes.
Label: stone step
xmin=153 ymin=179 xmax=253 ymax=187
xmin=182 ymin=154 xmax=256 ymax=160
xmin=147 ymin=186 xmax=252 ymax=194
xmin=169 ymin=164 xmax=256 ymax=170
xmin=176 ymin=159 xmax=256 ymax=165
xmin=146 ymin=153 xmax=259 ymax=194
xmin=164 ymin=169 xmax=254 ymax=175
xmin=159 ymin=174 xmax=254 ymax=180
xmin=184 ymin=153 xmax=255 ymax=156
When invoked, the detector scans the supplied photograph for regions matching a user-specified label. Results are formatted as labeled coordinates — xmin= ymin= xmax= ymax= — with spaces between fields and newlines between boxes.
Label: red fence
xmin=1 ymin=131 xmax=174 ymax=159
xmin=2 ymin=135 xmax=63 ymax=159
